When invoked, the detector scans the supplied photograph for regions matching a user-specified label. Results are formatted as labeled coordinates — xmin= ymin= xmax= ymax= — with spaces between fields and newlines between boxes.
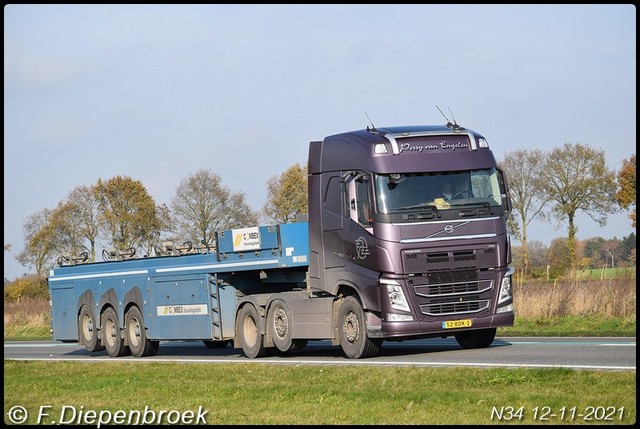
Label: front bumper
xmin=367 ymin=310 xmax=515 ymax=339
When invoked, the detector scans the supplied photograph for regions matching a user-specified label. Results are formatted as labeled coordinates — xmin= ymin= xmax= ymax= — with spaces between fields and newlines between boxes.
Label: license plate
xmin=442 ymin=319 xmax=473 ymax=329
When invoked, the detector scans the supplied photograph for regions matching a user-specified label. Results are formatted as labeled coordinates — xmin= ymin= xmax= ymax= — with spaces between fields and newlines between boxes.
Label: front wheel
xmin=455 ymin=328 xmax=496 ymax=349
xmin=237 ymin=304 xmax=266 ymax=358
xmin=337 ymin=296 xmax=382 ymax=359
xmin=267 ymin=300 xmax=295 ymax=353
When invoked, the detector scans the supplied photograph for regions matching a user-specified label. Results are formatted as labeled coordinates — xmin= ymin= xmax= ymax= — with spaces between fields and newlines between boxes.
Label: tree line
xmin=499 ymin=145 xmax=635 ymax=277
xmin=511 ymin=234 xmax=636 ymax=281
xmin=8 ymin=165 xmax=308 ymax=279
xmin=4 ymin=142 xmax=636 ymax=281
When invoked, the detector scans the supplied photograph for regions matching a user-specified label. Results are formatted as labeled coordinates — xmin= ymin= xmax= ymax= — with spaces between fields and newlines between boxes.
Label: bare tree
xmin=527 ymin=240 xmax=549 ymax=274
xmin=263 ymin=163 xmax=308 ymax=224
xmin=171 ymin=169 xmax=259 ymax=246
xmin=499 ymin=149 xmax=548 ymax=277
xmin=539 ymin=142 xmax=618 ymax=271
xmin=602 ymin=239 xmax=619 ymax=269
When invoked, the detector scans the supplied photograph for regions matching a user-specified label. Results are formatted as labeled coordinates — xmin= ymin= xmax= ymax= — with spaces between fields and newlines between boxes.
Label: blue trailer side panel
xmin=49 ymin=281 xmax=76 ymax=340
xmin=48 ymin=222 xmax=312 ymax=343
xmin=147 ymin=274 xmax=213 ymax=340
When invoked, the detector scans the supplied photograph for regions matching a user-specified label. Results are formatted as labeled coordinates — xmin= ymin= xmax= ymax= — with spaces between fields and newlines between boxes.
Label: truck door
xmin=343 ymin=172 xmax=376 ymax=268
xmin=321 ymin=173 xmax=345 ymax=269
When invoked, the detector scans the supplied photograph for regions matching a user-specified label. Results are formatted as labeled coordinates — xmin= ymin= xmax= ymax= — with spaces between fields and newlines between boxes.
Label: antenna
xmin=448 ymin=107 xmax=458 ymax=127
xmin=436 ymin=105 xmax=462 ymax=131
xmin=436 ymin=105 xmax=453 ymax=127
xmin=365 ymin=112 xmax=377 ymax=132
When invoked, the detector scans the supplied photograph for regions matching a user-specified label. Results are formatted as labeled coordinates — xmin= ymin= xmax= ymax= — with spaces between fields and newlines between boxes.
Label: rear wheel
xmin=78 ymin=305 xmax=104 ymax=352
xmin=267 ymin=300 xmax=295 ymax=353
xmin=455 ymin=328 xmax=496 ymax=349
xmin=125 ymin=306 xmax=158 ymax=357
xmin=102 ymin=307 xmax=130 ymax=357
xmin=238 ymin=304 xmax=266 ymax=358
xmin=337 ymin=296 xmax=382 ymax=359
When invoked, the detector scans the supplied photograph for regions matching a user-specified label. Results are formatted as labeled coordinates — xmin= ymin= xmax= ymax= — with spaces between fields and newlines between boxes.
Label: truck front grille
xmin=419 ymin=299 xmax=490 ymax=316
xmin=403 ymin=245 xmax=498 ymax=320
xmin=403 ymin=248 xmax=496 ymax=274
xmin=414 ymin=279 xmax=493 ymax=297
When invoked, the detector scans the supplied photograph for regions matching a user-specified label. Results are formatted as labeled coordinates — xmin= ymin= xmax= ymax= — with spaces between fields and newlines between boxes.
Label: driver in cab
xmin=436 ymin=178 xmax=454 ymax=201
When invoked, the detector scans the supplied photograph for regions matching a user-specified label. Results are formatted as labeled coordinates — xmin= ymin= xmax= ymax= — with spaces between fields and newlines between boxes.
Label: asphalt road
xmin=4 ymin=337 xmax=635 ymax=371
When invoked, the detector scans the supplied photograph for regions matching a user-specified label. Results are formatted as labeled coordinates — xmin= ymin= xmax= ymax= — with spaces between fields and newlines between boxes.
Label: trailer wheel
xmin=338 ymin=295 xmax=382 ymax=359
xmin=101 ymin=307 xmax=130 ymax=357
xmin=267 ymin=299 xmax=295 ymax=353
xmin=78 ymin=305 xmax=104 ymax=352
xmin=125 ymin=306 xmax=158 ymax=357
xmin=238 ymin=304 xmax=266 ymax=358
xmin=455 ymin=328 xmax=496 ymax=349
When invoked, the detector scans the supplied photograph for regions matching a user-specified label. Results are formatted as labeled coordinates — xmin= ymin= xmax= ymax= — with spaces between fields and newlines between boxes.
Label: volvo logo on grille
xmin=444 ymin=225 xmax=454 ymax=234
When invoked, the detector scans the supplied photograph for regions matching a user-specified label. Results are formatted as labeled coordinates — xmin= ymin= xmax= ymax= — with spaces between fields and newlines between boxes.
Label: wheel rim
xmin=81 ymin=314 xmax=94 ymax=341
xmin=106 ymin=318 xmax=117 ymax=347
xmin=273 ymin=308 xmax=287 ymax=339
xmin=128 ymin=317 xmax=141 ymax=348
xmin=243 ymin=315 xmax=258 ymax=347
xmin=343 ymin=311 xmax=359 ymax=343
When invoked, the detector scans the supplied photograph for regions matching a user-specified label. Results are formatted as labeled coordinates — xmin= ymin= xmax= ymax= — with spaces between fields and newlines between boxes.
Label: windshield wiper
xmin=396 ymin=204 xmax=441 ymax=219
xmin=451 ymin=201 xmax=495 ymax=215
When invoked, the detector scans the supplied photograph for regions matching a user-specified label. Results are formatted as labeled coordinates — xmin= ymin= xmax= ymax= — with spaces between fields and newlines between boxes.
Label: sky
xmin=4 ymin=4 xmax=636 ymax=280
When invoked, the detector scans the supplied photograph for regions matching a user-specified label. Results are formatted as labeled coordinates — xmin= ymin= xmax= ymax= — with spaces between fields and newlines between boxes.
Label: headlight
xmin=381 ymin=279 xmax=411 ymax=312
xmin=498 ymin=267 xmax=514 ymax=305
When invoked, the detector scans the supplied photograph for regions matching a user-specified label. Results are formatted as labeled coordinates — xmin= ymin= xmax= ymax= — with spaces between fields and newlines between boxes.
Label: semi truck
xmin=48 ymin=123 xmax=515 ymax=359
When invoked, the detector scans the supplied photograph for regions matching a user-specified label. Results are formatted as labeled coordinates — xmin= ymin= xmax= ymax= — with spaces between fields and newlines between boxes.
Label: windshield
xmin=375 ymin=168 xmax=503 ymax=214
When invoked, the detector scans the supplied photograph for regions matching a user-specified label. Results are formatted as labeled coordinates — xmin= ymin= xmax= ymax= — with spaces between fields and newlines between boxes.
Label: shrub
xmin=4 ymin=276 xmax=49 ymax=301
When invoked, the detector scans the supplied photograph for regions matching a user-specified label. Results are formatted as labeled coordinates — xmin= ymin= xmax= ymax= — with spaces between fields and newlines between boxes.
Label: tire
xmin=147 ymin=340 xmax=160 ymax=356
xmin=203 ymin=340 xmax=230 ymax=349
xmin=125 ymin=306 xmax=157 ymax=357
xmin=337 ymin=295 xmax=382 ymax=359
xmin=101 ymin=307 xmax=130 ymax=357
xmin=78 ymin=305 xmax=105 ymax=352
xmin=455 ymin=328 xmax=496 ymax=349
xmin=267 ymin=300 xmax=295 ymax=353
xmin=238 ymin=304 xmax=266 ymax=358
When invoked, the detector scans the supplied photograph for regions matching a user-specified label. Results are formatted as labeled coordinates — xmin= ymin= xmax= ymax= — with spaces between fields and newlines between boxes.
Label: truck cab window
xmin=375 ymin=168 xmax=504 ymax=215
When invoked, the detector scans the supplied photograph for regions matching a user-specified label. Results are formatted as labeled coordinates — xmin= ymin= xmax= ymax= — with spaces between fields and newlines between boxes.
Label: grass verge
xmin=4 ymin=361 xmax=636 ymax=425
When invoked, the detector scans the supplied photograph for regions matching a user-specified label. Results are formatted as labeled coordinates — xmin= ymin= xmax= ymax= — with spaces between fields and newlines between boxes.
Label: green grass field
xmin=4 ymin=361 xmax=636 ymax=425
